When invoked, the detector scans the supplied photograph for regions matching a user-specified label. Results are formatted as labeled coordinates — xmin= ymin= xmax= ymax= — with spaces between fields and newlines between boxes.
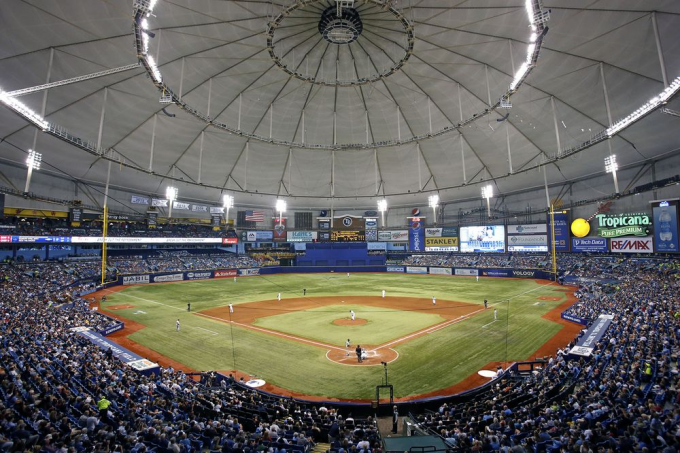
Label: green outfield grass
xmin=252 ymin=304 xmax=445 ymax=346
xmin=102 ymin=273 xmax=569 ymax=399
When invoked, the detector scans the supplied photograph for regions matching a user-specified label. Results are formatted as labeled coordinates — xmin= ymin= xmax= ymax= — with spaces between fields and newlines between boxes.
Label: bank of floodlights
xmin=276 ymin=199 xmax=287 ymax=226
xmin=24 ymin=149 xmax=42 ymax=193
xmin=428 ymin=194 xmax=439 ymax=225
xmin=166 ymin=186 xmax=178 ymax=218
xmin=482 ymin=185 xmax=493 ymax=218
xmin=604 ymin=155 xmax=620 ymax=194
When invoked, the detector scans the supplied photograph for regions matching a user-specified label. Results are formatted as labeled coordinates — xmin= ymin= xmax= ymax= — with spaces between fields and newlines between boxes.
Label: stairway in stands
xmin=312 ymin=442 xmax=331 ymax=453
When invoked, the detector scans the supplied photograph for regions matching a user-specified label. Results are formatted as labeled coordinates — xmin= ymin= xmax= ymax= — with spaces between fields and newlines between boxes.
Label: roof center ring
xmin=266 ymin=0 xmax=415 ymax=87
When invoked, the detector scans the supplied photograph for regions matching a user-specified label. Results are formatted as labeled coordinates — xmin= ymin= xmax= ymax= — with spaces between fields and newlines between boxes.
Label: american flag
xmin=245 ymin=210 xmax=265 ymax=222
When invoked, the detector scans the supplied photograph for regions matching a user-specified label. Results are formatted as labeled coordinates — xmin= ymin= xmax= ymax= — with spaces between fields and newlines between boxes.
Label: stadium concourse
xmin=0 ymin=251 xmax=678 ymax=451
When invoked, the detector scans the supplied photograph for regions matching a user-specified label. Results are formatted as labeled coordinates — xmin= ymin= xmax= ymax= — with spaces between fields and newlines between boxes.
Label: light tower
xmin=24 ymin=149 xmax=42 ymax=193
xmin=223 ymin=194 xmax=234 ymax=226
xmin=166 ymin=186 xmax=178 ymax=218
xmin=377 ymin=199 xmax=388 ymax=227
xmin=604 ymin=155 xmax=620 ymax=195
xmin=482 ymin=185 xmax=493 ymax=218
xmin=428 ymin=194 xmax=439 ymax=225
xmin=276 ymin=199 xmax=287 ymax=226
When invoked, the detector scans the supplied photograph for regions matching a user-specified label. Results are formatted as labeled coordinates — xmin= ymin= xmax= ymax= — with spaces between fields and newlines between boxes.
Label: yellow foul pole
xmin=101 ymin=206 xmax=108 ymax=285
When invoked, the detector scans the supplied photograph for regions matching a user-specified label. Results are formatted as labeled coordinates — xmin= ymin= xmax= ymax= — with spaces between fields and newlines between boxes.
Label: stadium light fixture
xmin=0 ymin=90 xmax=49 ymax=130
xmin=24 ymin=149 xmax=42 ymax=193
xmin=604 ymin=155 xmax=620 ymax=195
xmin=276 ymin=199 xmax=286 ymax=226
xmin=428 ymin=194 xmax=439 ymax=225
xmin=166 ymin=186 xmax=178 ymax=218
xmin=482 ymin=184 xmax=493 ymax=218
xmin=377 ymin=198 xmax=388 ymax=227
xmin=223 ymin=194 xmax=234 ymax=225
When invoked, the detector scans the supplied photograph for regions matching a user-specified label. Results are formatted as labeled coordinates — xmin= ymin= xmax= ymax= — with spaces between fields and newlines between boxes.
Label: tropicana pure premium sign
xmin=595 ymin=213 xmax=651 ymax=238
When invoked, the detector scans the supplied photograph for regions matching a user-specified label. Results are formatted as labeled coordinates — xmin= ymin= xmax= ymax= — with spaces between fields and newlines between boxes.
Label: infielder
xmin=350 ymin=310 xmax=355 ymax=321
xmin=277 ymin=293 xmax=281 ymax=301
xmin=432 ymin=296 xmax=436 ymax=305
xmin=176 ymin=319 xmax=180 ymax=332
xmin=229 ymin=304 xmax=234 ymax=313
xmin=382 ymin=289 xmax=386 ymax=298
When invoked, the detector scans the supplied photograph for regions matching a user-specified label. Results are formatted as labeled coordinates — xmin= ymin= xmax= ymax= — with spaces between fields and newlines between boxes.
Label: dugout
xmin=382 ymin=435 xmax=449 ymax=453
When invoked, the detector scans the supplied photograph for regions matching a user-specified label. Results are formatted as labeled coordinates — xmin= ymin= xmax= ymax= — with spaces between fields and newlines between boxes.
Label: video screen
xmin=460 ymin=226 xmax=505 ymax=253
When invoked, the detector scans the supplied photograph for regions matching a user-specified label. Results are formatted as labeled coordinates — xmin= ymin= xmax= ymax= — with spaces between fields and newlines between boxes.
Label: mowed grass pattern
xmin=253 ymin=304 xmax=445 ymax=346
xmin=103 ymin=273 xmax=567 ymax=399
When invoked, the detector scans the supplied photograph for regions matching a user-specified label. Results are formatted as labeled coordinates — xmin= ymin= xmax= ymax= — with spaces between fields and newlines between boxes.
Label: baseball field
xmin=98 ymin=273 xmax=578 ymax=401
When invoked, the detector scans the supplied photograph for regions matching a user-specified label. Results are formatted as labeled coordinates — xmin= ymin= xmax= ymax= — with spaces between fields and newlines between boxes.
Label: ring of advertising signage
xmin=424 ymin=237 xmax=459 ymax=252
xmin=460 ymin=226 xmax=505 ymax=253
xmin=595 ymin=213 xmax=651 ymax=238
xmin=331 ymin=230 xmax=365 ymax=242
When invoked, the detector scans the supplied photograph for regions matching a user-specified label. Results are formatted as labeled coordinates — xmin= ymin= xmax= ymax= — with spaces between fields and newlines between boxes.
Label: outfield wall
xmin=108 ymin=266 xmax=554 ymax=285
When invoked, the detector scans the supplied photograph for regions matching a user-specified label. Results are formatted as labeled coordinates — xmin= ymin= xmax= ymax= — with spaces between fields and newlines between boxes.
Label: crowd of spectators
xmin=0 ymin=261 xmax=380 ymax=452
xmin=0 ymin=218 xmax=235 ymax=239
xmin=401 ymin=253 xmax=550 ymax=270
xmin=416 ymin=256 xmax=680 ymax=452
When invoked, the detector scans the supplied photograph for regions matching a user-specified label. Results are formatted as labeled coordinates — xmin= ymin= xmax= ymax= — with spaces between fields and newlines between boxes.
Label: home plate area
xmin=326 ymin=346 xmax=398 ymax=366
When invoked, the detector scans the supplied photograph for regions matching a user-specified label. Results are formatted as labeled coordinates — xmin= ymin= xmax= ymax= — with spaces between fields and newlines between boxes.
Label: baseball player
xmin=494 ymin=308 xmax=498 ymax=320
xmin=350 ymin=310 xmax=355 ymax=321
xmin=176 ymin=319 xmax=180 ymax=332
xmin=432 ymin=296 xmax=436 ymax=305
xmin=277 ymin=293 xmax=281 ymax=301
xmin=382 ymin=289 xmax=386 ymax=298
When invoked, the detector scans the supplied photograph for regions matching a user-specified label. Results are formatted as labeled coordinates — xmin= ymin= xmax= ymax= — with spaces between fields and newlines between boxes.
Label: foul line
xmin=370 ymin=283 xmax=555 ymax=351
xmin=194 ymin=326 xmax=219 ymax=335
xmin=481 ymin=319 xmax=499 ymax=329
xmin=194 ymin=312 xmax=346 ymax=352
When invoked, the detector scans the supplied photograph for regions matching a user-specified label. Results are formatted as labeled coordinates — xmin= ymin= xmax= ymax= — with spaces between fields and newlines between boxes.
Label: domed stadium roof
xmin=0 ymin=0 xmax=679 ymax=210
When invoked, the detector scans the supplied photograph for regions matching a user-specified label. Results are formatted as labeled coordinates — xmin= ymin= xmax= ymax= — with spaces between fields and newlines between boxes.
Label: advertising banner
xmin=571 ymin=238 xmax=608 ymax=253
xmin=610 ymin=237 xmax=654 ymax=253
xmin=70 ymin=208 xmax=83 ymax=224
xmin=460 ymin=226 xmax=505 ymax=253
xmin=507 ymin=224 xmax=547 ymax=234
xmin=365 ymin=229 xmax=378 ymax=241
xmin=512 ymin=270 xmax=536 ymax=278
xmin=214 ymin=269 xmax=238 ymax=278
xmin=245 ymin=231 xmax=274 ymax=242
xmin=379 ymin=230 xmax=409 ymax=242
xmin=548 ymin=211 xmax=570 ymax=251
xmin=131 ymin=195 xmax=150 ymax=205
xmin=425 ymin=228 xmax=442 ymax=237
xmin=409 ymin=218 xmax=425 ymax=252
xmin=71 ymin=237 xmax=224 ymax=244
xmin=507 ymin=235 xmax=548 ymax=252
xmin=595 ymin=213 xmax=651 ymax=238
xmin=425 ymin=237 xmax=459 ymax=251
xmin=273 ymin=220 xmax=286 ymax=242
xmin=185 ymin=271 xmax=212 ymax=280
xmin=287 ymin=231 xmax=318 ymax=242
xmin=239 ymin=268 xmax=260 ymax=276
xmin=455 ymin=268 xmax=479 ymax=276
xmin=152 ymin=198 xmax=168 ymax=207
xmin=386 ymin=266 xmax=405 ymax=273
xmin=561 ymin=313 xmax=589 ymax=325
xmin=210 ymin=207 xmax=225 ymax=214
xmin=334 ymin=215 xmax=365 ymax=230
xmin=367 ymin=242 xmax=387 ymax=251
xmin=331 ymin=231 xmax=365 ymax=242
xmin=364 ymin=218 xmax=378 ymax=229
xmin=222 ymin=238 xmax=238 ymax=245
xmin=406 ymin=266 xmax=428 ymax=274
xmin=75 ymin=328 xmax=160 ymax=375
xmin=152 ymin=273 xmax=184 ymax=283
xmin=318 ymin=220 xmax=331 ymax=230
xmin=147 ymin=212 xmax=157 ymax=227
xmin=569 ymin=314 xmax=614 ymax=357
xmin=191 ymin=204 xmax=208 ymax=213
xmin=653 ymin=201 xmax=679 ymax=253
xmin=211 ymin=215 xmax=221 ymax=227
xmin=99 ymin=322 xmax=124 ymax=336
xmin=481 ymin=269 xmax=512 ymax=277
xmin=123 ymin=275 xmax=150 ymax=285
xmin=173 ymin=201 xmax=190 ymax=211
xmin=429 ymin=267 xmax=453 ymax=275
xmin=318 ymin=231 xmax=331 ymax=242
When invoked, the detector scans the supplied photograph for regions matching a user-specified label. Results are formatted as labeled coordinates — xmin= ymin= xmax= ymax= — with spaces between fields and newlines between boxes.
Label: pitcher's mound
xmin=333 ymin=318 xmax=368 ymax=326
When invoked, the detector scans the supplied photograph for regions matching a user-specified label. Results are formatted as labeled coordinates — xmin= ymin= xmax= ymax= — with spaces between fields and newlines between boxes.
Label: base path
xmin=199 ymin=296 xmax=483 ymax=367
